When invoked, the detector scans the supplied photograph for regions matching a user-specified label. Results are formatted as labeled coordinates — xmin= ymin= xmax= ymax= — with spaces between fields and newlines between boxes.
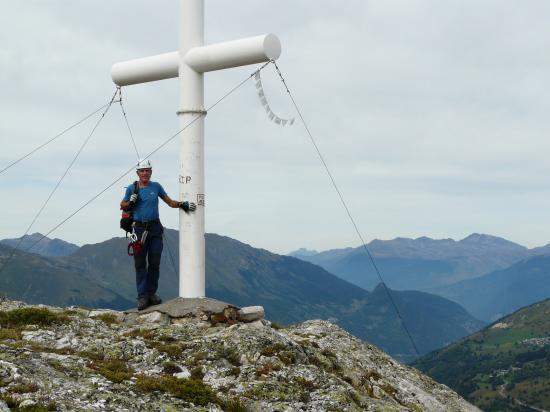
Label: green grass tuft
xmin=9 ymin=382 xmax=39 ymax=394
xmin=125 ymin=328 xmax=156 ymax=340
xmin=162 ymin=361 xmax=183 ymax=375
xmin=94 ymin=313 xmax=118 ymax=325
xmin=136 ymin=375 xmax=220 ymax=406
xmin=0 ymin=328 xmax=22 ymax=340
xmin=223 ymin=396 xmax=248 ymax=412
xmin=0 ymin=308 xmax=69 ymax=328
xmin=90 ymin=358 xmax=133 ymax=383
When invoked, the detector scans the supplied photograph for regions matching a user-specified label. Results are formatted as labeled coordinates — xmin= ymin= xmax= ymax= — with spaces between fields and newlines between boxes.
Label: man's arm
xmin=161 ymin=195 xmax=196 ymax=212
xmin=160 ymin=194 xmax=182 ymax=209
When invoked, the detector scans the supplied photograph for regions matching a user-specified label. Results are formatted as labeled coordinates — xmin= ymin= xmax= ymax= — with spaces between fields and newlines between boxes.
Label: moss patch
xmin=124 ymin=328 xmax=156 ymax=340
xmin=0 ymin=394 xmax=56 ymax=411
xmin=89 ymin=359 xmax=133 ymax=383
xmin=215 ymin=345 xmax=241 ymax=366
xmin=0 ymin=308 xmax=69 ymax=328
xmin=261 ymin=343 xmax=286 ymax=357
xmin=9 ymin=382 xmax=39 ymax=393
xmin=136 ymin=375 xmax=220 ymax=406
xmin=162 ymin=361 xmax=183 ymax=375
xmin=223 ymin=397 xmax=248 ymax=412
xmin=150 ymin=342 xmax=183 ymax=358
xmin=94 ymin=313 xmax=119 ymax=325
xmin=0 ymin=328 xmax=22 ymax=340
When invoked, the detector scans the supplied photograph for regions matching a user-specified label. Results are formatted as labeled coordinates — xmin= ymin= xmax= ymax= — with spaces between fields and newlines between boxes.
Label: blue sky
xmin=2 ymin=0 xmax=550 ymax=253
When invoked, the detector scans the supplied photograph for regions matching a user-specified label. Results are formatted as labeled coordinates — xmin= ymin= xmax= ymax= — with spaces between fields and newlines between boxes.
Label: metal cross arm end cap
xmin=184 ymin=33 xmax=281 ymax=73
xmin=110 ymin=33 xmax=281 ymax=86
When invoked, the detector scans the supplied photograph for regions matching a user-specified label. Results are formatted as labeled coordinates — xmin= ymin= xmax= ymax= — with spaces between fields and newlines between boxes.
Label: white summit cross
xmin=111 ymin=0 xmax=281 ymax=298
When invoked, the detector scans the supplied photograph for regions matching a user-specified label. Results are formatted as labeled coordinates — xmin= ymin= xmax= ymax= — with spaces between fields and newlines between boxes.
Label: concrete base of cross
xmin=124 ymin=297 xmax=265 ymax=326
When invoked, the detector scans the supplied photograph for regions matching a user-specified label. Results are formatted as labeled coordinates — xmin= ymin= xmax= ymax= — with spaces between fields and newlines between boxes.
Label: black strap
xmin=127 ymin=181 xmax=139 ymax=212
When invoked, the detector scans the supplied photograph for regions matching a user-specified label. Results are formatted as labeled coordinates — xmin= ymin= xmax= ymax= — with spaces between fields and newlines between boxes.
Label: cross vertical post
xmin=110 ymin=0 xmax=281 ymax=298
xmin=178 ymin=0 xmax=205 ymax=297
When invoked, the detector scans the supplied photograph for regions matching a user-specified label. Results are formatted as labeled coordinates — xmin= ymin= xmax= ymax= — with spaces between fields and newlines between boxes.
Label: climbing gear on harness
xmin=120 ymin=181 xmax=139 ymax=233
xmin=127 ymin=226 xmax=149 ymax=256
xmin=136 ymin=159 xmax=152 ymax=170
xmin=180 ymin=201 xmax=197 ymax=212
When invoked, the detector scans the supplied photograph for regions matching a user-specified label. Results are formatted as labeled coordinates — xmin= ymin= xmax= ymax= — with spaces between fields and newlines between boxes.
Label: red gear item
xmin=128 ymin=241 xmax=143 ymax=256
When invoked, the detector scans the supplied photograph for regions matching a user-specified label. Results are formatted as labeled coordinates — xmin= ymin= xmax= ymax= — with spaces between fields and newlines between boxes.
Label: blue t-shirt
xmin=123 ymin=181 xmax=167 ymax=222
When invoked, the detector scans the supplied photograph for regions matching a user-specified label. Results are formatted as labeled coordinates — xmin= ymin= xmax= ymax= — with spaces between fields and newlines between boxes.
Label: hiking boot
xmin=137 ymin=296 xmax=149 ymax=311
xmin=148 ymin=294 xmax=162 ymax=306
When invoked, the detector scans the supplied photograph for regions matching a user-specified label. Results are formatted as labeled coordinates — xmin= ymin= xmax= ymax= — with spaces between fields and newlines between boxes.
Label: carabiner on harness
xmin=127 ymin=226 xmax=149 ymax=256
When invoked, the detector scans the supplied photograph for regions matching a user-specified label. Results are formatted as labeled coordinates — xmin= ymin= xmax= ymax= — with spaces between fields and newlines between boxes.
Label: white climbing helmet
xmin=136 ymin=159 xmax=152 ymax=170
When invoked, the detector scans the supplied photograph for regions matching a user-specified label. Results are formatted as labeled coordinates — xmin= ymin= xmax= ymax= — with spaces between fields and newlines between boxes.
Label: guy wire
xmin=21 ymin=63 xmax=270 ymax=254
xmin=271 ymin=60 xmax=421 ymax=359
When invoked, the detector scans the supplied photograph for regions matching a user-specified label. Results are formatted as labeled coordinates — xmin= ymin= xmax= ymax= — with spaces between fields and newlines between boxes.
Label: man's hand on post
xmin=180 ymin=201 xmax=196 ymax=213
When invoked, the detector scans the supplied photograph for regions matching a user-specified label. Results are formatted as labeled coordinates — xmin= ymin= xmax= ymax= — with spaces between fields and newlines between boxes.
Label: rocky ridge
xmin=0 ymin=297 xmax=479 ymax=411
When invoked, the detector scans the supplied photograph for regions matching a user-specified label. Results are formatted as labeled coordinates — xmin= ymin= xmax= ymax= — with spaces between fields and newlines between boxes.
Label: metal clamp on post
xmin=176 ymin=109 xmax=207 ymax=116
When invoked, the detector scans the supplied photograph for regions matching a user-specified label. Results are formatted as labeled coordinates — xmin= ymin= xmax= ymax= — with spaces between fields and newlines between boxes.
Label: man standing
xmin=120 ymin=159 xmax=196 ymax=310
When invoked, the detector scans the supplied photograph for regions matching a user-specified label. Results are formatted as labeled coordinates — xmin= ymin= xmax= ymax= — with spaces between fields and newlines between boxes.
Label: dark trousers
xmin=133 ymin=221 xmax=163 ymax=298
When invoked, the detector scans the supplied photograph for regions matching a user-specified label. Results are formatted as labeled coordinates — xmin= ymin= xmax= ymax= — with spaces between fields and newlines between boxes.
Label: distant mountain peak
xmin=288 ymin=248 xmax=319 ymax=258
xmin=459 ymin=233 xmax=526 ymax=249
xmin=460 ymin=233 xmax=495 ymax=242
xmin=0 ymin=233 xmax=79 ymax=257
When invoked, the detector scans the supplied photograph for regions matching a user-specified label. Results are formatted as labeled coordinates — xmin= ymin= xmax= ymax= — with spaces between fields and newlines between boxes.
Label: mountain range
xmin=0 ymin=231 xmax=484 ymax=363
xmin=0 ymin=243 xmax=132 ymax=309
xmin=414 ymin=298 xmax=550 ymax=412
xmin=0 ymin=232 xmax=79 ymax=257
xmin=290 ymin=233 xmax=550 ymax=291
xmin=431 ymin=255 xmax=550 ymax=321
xmin=291 ymin=233 xmax=550 ymax=321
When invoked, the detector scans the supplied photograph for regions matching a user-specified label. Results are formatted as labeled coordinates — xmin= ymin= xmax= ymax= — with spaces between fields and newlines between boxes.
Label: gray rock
xmin=18 ymin=400 xmax=36 ymax=408
xmin=238 ymin=306 xmax=265 ymax=322
xmin=0 ymin=298 xmax=480 ymax=411
xmin=137 ymin=311 xmax=169 ymax=326
xmin=174 ymin=368 xmax=191 ymax=379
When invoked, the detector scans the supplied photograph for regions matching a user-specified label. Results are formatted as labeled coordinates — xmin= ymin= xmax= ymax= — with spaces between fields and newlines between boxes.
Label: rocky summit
xmin=0 ymin=297 xmax=479 ymax=411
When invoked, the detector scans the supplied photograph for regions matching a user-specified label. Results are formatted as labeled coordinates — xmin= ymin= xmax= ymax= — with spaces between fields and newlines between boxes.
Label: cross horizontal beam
xmin=111 ymin=33 xmax=280 ymax=86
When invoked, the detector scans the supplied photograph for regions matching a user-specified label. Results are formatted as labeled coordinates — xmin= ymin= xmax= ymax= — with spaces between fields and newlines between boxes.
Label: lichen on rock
xmin=0 ymin=298 xmax=479 ymax=411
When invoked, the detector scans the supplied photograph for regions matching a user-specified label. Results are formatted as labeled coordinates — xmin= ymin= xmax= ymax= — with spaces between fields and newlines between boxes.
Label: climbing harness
xmin=127 ymin=226 xmax=148 ymax=256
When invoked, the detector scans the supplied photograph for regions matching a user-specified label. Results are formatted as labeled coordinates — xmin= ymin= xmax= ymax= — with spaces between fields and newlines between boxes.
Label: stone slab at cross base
xmin=125 ymin=297 xmax=237 ymax=317
xmin=124 ymin=297 xmax=265 ymax=326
